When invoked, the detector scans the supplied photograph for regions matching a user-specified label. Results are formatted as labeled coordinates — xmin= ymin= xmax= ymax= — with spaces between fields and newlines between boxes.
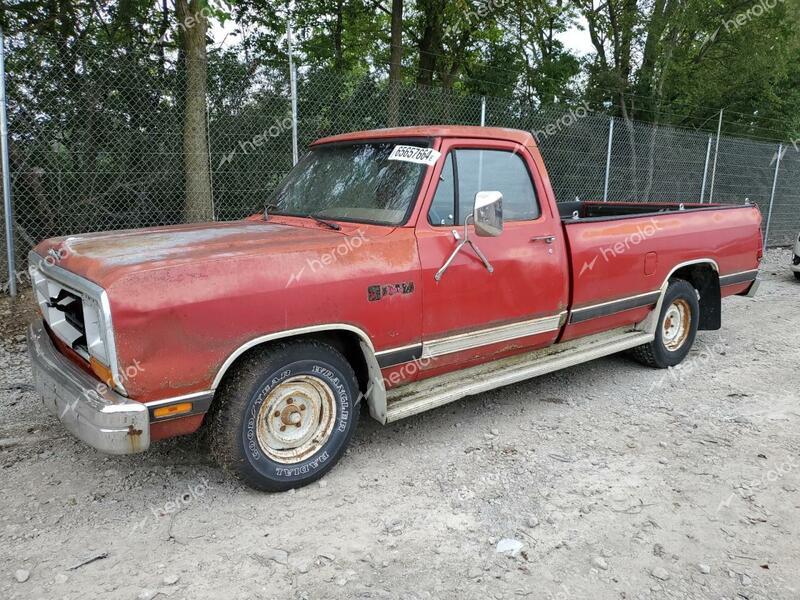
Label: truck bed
xmin=557 ymin=202 xmax=762 ymax=342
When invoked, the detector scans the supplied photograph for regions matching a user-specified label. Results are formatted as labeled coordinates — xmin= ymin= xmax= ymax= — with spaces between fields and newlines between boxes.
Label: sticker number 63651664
xmin=388 ymin=145 xmax=441 ymax=166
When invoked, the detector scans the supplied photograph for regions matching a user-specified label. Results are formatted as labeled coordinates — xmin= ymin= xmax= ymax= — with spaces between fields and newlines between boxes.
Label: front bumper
xmin=27 ymin=321 xmax=150 ymax=454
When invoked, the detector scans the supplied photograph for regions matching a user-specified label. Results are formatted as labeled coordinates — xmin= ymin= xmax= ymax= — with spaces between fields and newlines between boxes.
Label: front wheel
xmin=209 ymin=340 xmax=360 ymax=492
xmin=631 ymin=279 xmax=699 ymax=369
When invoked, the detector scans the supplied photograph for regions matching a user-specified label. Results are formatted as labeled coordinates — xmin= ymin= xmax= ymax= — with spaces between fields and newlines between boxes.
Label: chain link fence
xmin=2 ymin=39 xmax=798 ymax=294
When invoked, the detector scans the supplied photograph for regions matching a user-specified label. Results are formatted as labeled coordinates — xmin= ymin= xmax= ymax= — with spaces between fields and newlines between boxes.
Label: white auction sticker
xmin=388 ymin=145 xmax=441 ymax=166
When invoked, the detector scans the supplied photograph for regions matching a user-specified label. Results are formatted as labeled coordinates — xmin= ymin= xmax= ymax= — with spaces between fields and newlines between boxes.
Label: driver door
xmin=415 ymin=138 xmax=569 ymax=374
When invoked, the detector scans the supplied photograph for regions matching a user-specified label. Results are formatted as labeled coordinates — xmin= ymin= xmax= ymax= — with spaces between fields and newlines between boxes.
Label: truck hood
xmin=33 ymin=219 xmax=373 ymax=287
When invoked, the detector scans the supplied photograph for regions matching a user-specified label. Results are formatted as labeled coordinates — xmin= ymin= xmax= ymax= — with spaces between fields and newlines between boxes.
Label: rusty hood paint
xmin=32 ymin=216 xmax=423 ymax=403
xmin=33 ymin=218 xmax=373 ymax=287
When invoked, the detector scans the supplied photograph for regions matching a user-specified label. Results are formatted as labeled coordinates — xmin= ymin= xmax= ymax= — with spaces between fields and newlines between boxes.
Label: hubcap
xmin=256 ymin=375 xmax=337 ymax=464
xmin=662 ymin=298 xmax=691 ymax=351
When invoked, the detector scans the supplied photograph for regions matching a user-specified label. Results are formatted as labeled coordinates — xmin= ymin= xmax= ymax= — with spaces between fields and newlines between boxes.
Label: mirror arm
xmin=463 ymin=215 xmax=494 ymax=273
xmin=434 ymin=238 xmax=467 ymax=281
xmin=467 ymin=238 xmax=493 ymax=274
xmin=434 ymin=215 xmax=494 ymax=282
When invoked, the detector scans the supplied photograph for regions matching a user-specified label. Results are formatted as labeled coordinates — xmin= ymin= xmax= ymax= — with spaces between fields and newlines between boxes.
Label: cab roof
xmin=312 ymin=125 xmax=537 ymax=148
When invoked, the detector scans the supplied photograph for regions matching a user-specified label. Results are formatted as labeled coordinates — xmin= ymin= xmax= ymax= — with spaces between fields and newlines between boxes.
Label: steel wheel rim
xmin=662 ymin=298 xmax=691 ymax=351
xmin=256 ymin=375 xmax=337 ymax=464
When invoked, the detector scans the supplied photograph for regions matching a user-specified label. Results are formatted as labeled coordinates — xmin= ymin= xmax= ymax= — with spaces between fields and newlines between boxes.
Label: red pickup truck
xmin=27 ymin=126 xmax=762 ymax=491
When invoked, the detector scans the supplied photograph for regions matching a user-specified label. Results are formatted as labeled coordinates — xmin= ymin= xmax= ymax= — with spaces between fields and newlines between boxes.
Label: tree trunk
xmin=387 ymin=0 xmax=403 ymax=126
xmin=635 ymin=0 xmax=678 ymax=115
xmin=417 ymin=31 xmax=437 ymax=87
xmin=176 ymin=0 xmax=213 ymax=222
xmin=333 ymin=0 xmax=344 ymax=71
xmin=416 ymin=0 xmax=442 ymax=87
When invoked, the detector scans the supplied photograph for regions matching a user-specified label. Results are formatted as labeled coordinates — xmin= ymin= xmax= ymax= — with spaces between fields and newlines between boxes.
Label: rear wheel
xmin=632 ymin=279 xmax=699 ymax=369
xmin=794 ymin=271 xmax=800 ymax=281
xmin=209 ymin=340 xmax=360 ymax=491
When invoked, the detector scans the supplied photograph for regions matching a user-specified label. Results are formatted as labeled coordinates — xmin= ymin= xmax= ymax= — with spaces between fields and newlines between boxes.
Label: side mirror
xmin=473 ymin=191 xmax=503 ymax=237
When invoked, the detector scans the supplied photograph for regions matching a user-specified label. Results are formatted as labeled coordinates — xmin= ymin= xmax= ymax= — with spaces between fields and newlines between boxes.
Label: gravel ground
xmin=1 ymin=248 xmax=798 ymax=600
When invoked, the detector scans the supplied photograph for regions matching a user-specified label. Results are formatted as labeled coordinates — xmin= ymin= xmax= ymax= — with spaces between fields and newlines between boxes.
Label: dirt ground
xmin=1 ymin=248 xmax=798 ymax=600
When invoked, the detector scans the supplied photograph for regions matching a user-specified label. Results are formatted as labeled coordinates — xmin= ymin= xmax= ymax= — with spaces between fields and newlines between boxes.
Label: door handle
xmin=531 ymin=235 xmax=556 ymax=244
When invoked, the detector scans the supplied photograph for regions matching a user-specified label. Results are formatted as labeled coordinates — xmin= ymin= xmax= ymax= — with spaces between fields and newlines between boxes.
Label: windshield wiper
xmin=307 ymin=213 xmax=341 ymax=231
xmin=265 ymin=204 xmax=341 ymax=231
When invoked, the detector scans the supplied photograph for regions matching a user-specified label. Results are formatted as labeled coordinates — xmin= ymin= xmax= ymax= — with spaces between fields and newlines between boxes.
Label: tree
xmin=577 ymin=0 xmax=800 ymax=137
xmin=388 ymin=0 xmax=404 ymax=126
xmin=176 ymin=0 xmax=214 ymax=222
xmin=5 ymin=0 xmax=800 ymax=252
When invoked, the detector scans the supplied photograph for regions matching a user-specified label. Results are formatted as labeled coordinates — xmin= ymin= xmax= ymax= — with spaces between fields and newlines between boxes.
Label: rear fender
xmin=635 ymin=259 xmax=720 ymax=335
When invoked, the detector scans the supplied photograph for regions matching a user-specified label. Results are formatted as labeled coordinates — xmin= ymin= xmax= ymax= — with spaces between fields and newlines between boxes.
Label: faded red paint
xmin=312 ymin=125 xmax=537 ymax=149
xmin=150 ymin=415 xmax=205 ymax=442
xmin=31 ymin=126 xmax=763 ymax=441
xmin=559 ymin=203 xmax=762 ymax=342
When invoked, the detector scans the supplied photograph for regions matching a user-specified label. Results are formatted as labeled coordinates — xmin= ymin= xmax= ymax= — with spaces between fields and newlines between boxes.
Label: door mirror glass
xmin=473 ymin=191 xmax=503 ymax=237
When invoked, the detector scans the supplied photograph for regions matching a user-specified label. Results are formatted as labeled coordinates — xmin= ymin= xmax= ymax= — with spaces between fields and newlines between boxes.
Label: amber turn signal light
xmin=153 ymin=403 xmax=193 ymax=419
xmin=90 ymin=357 xmax=114 ymax=387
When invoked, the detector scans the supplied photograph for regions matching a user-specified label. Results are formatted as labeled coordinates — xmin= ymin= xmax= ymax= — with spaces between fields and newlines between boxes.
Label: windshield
xmin=268 ymin=141 xmax=433 ymax=226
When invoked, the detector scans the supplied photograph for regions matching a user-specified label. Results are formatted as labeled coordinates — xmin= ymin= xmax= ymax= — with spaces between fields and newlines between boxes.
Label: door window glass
xmin=427 ymin=149 xmax=540 ymax=226
xmin=455 ymin=150 xmax=539 ymax=224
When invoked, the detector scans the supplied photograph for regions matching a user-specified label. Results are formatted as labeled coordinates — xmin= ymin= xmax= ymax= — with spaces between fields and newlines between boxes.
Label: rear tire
xmin=209 ymin=340 xmax=360 ymax=492
xmin=632 ymin=279 xmax=699 ymax=369
xmin=794 ymin=271 xmax=800 ymax=281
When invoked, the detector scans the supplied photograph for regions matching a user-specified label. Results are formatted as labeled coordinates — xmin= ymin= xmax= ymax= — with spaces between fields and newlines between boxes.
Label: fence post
xmin=603 ymin=117 xmax=614 ymax=202
xmin=708 ymin=109 xmax=723 ymax=203
xmin=764 ymin=143 xmax=782 ymax=248
xmin=480 ymin=96 xmax=486 ymax=127
xmin=287 ymin=21 xmax=299 ymax=166
xmin=0 ymin=27 xmax=16 ymax=297
xmin=205 ymin=98 xmax=216 ymax=220
xmin=699 ymin=135 xmax=712 ymax=203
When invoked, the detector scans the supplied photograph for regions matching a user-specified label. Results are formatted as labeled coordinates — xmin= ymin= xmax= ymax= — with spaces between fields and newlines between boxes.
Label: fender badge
xmin=368 ymin=282 xmax=415 ymax=302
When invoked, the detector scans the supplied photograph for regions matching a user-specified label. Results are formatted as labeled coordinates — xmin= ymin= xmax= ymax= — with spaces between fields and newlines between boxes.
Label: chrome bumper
xmin=27 ymin=321 xmax=150 ymax=454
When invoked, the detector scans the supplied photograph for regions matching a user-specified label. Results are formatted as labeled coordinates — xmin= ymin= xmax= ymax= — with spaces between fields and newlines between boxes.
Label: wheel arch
xmin=668 ymin=260 xmax=721 ymax=330
xmin=636 ymin=259 xmax=720 ymax=335
xmin=210 ymin=325 xmax=387 ymax=422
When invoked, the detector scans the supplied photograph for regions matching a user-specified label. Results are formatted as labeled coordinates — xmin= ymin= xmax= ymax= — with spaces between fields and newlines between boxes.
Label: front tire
xmin=632 ymin=279 xmax=699 ymax=369
xmin=209 ymin=340 xmax=360 ymax=492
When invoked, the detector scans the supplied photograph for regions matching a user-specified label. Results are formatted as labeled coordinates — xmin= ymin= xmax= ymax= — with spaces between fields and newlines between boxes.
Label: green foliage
xmin=3 ymin=0 xmax=800 ymax=244
xmin=577 ymin=0 xmax=800 ymax=137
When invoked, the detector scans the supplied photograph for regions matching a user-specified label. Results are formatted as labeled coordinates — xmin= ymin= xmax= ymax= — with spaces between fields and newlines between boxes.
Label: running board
xmin=384 ymin=328 xmax=654 ymax=423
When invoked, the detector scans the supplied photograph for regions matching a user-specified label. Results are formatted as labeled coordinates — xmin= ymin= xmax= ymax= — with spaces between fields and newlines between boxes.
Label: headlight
xmin=29 ymin=251 xmax=125 ymax=394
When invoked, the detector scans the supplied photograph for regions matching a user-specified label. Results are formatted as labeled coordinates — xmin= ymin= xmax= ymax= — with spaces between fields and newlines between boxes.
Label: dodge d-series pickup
xmin=27 ymin=126 xmax=763 ymax=491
